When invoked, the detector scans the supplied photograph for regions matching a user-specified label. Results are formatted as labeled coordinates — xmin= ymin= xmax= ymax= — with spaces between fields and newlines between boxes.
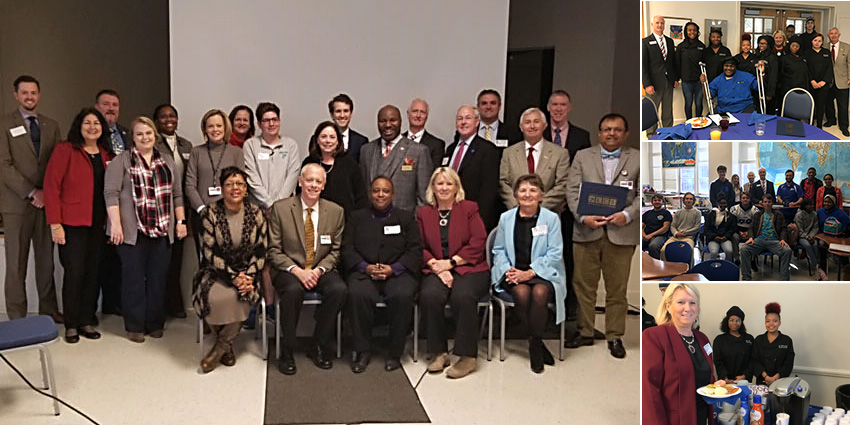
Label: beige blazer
xmin=0 ymin=110 xmax=61 ymax=214
xmin=830 ymin=41 xmax=850 ymax=89
xmin=267 ymin=196 xmax=344 ymax=272
xmin=566 ymin=146 xmax=640 ymax=246
xmin=498 ymin=139 xmax=570 ymax=212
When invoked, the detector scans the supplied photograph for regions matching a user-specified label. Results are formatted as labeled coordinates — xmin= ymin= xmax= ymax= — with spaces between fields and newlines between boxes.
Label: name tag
xmin=531 ymin=225 xmax=547 ymax=236
xmin=320 ymin=234 xmax=332 ymax=245
xmin=495 ymin=139 xmax=508 ymax=147
xmin=441 ymin=157 xmax=449 ymax=166
xmin=697 ymin=47 xmax=704 ymax=50
xmin=181 ymin=153 xmax=190 ymax=160
xmin=257 ymin=152 xmax=271 ymax=160
xmin=401 ymin=165 xmax=413 ymax=171
xmin=620 ymin=180 xmax=634 ymax=190
xmin=279 ymin=150 xmax=288 ymax=158
xmin=384 ymin=225 xmax=401 ymax=235
xmin=9 ymin=126 xmax=26 ymax=137
xmin=719 ymin=53 xmax=727 ymax=56
xmin=208 ymin=186 xmax=222 ymax=196
xmin=649 ymin=40 xmax=657 ymax=45
xmin=703 ymin=343 xmax=712 ymax=356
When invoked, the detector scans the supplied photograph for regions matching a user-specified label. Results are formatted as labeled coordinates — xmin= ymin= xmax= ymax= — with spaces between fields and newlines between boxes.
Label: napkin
xmin=747 ymin=113 xmax=778 ymax=126
xmin=655 ymin=123 xmax=693 ymax=140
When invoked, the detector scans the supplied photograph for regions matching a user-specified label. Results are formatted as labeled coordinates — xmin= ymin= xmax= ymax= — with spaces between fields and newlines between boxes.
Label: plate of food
xmin=686 ymin=117 xmax=712 ymax=129
xmin=697 ymin=384 xmax=741 ymax=398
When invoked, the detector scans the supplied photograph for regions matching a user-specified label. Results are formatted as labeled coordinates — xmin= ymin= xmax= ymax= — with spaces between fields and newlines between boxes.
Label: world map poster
xmin=758 ymin=142 xmax=850 ymax=192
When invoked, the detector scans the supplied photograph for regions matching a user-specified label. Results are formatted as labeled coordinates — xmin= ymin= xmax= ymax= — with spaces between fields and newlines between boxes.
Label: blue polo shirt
xmin=709 ymin=71 xmax=760 ymax=114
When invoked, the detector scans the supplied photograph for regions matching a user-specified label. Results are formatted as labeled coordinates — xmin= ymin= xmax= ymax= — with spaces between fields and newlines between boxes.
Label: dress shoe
xmin=221 ymin=347 xmax=236 ymax=367
xmin=427 ymin=352 xmax=451 ymax=373
xmin=565 ymin=333 xmax=594 ymax=348
xmin=843 ymin=129 xmax=850 ymax=137
xmin=65 ymin=328 xmax=79 ymax=344
xmin=147 ymin=329 xmax=164 ymax=338
xmin=51 ymin=313 xmax=64 ymax=324
xmin=308 ymin=346 xmax=333 ymax=369
xmin=278 ymin=350 xmax=297 ymax=375
xmin=201 ymin=341 xmax=230 ymax=373
xmin=351 ymin=351 xmax=371 ymax=373
xmin=78 ymin=326 xmax=101 ymax=340
xmin=384 ymin=357 xmax=402 ymax=372
xmin=825 ymin=121 xmax=836 ymax=127
xmin=541 ymin=342 xmax=555 ymax=366
xmin=529 ymin=337 xmax=544 ymax=373
xmin=608 ymin=338 xmax=626 ymax=359
xmin=127 ymin=332 xmax=145 ymax=343
xmin=446 ymin=356 xmax=477 ymax=379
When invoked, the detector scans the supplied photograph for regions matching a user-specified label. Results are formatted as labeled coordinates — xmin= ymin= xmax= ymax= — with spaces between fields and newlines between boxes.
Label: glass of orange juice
xmin=710 ymin=126 xmax=721 ymax=140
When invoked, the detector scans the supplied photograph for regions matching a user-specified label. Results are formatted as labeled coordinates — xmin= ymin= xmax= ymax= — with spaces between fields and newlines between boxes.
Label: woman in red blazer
xmin=416 ymin=167 xmax=490 ymax=379
xmin=44 ymin=108 xmax=114 ymax=343
xmin=643 ymin=283 xmax=718 ymax=425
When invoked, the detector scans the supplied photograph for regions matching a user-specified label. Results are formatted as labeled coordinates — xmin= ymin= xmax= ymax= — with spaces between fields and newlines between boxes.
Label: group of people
xmin=644 ymin=15 xmax=850 ymax=134
xmin=1 ymin=74 xmax=640 ymax=376
xmin=643 ymin=283 xmax=795 ymax=425
xmin=642 ymin=165 xmax=850 ymax=280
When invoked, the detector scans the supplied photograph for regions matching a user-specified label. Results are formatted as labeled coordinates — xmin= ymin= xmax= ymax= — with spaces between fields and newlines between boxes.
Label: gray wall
xmin=0 ymin=0 xmax=170 ymax=134
xmin=507 ymin=0 xmax=639 ymax=148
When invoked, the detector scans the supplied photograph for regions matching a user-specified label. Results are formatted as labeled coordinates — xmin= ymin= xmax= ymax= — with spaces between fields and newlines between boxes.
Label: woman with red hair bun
xmin=750 ymin=302 xmax=795 ymax=385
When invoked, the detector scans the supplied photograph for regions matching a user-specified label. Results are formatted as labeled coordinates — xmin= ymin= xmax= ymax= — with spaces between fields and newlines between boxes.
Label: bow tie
xmin=602 ymin=151 xmax=621 ymax=159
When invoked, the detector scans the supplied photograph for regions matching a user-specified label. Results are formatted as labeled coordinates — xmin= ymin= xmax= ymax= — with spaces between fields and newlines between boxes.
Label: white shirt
xmin=382 ymin=135 xmax=403 ymax=155
xmin=341 ymin=128 xmax=350 ymax=150
xmin=449 ymin=134 xmax=476 ymax=169
xmin=524 ymin=141 xmax=543 ymax=169
xmin=601 ymin=146 xmax=621 ymax=185
xmin=406 ymin=129 xmax=424 ymax=143
xmin=479 ymin=121 xmax=500 ymax=142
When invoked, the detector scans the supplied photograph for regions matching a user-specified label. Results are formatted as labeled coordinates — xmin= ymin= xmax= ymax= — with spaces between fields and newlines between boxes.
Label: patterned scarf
xmin=129 ymin=148 xmax=173 ymax=238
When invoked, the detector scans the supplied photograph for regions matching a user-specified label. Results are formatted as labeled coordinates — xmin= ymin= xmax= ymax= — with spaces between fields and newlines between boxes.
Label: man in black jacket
xmin=402 ymin=98 xmax=445 ymax=174
xmin=709 ymin=165 xmax=735 ymax=208
xmin=740 ymin=194 xmax=792 ymax=281
xmin=642 ymin=15 xmax=678 ymax=133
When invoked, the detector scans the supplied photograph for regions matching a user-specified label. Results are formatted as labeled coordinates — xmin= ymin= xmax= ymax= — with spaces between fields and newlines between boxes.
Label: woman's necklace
xmin=438 ymin=209 xmax=450 ymax=227
xmin=680 ymin=334 xmax=696 ymax=353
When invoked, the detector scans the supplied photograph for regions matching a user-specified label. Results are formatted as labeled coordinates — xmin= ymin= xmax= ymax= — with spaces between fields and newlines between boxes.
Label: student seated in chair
xmin=740 ymin=194 xmax=792 ymax=281
xmin=701 ymin=57 xmax=761 ymax=114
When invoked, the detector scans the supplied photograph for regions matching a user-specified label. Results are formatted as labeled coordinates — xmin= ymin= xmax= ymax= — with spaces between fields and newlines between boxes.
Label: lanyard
xmin=206 ymin=142 xmax=227 ymax=183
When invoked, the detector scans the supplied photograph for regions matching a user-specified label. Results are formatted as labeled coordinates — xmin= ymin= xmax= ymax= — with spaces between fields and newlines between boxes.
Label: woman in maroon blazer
xmin=643 ymin=283 xmax=718 ymax=425
xmin=44 ymin=108 xmax=114 ymax=343
xmin=417 ymin=167 xmax=489 ymax=379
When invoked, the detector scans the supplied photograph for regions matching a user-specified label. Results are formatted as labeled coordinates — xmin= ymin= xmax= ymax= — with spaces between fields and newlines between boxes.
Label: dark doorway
xmin=504 ymin=48 xmax=555 ymax=135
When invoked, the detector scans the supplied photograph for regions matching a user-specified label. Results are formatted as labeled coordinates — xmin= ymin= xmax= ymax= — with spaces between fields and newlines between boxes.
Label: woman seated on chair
xmin=342 ymin=176 xmax=422 ymax=374
xmin=490 ymin=174 xmax=566 ymax=373
xmin=192 ymin=166 xmax=267 ymax=373
xmin=416 ymin=167 xmax=489 ymax=379
xmin=704 ymin=194 xmax=738 ymax=260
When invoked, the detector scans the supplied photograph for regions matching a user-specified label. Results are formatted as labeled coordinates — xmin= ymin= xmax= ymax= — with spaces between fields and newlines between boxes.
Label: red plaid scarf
xmin=129 ymin=148 xmax=173 ymax=238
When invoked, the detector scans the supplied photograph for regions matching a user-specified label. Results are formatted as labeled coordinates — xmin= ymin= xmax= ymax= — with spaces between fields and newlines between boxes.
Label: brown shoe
xmin=220 ymin=347 xmax=236 ymax=367
xmin=51 ymin=313 xmax=65 ymax=324
xmin=127 ymin=332 xmax=145 ymax=343
xmin=201 ymin=341 xmax=230 ymax=373
xmin=427 ymin=352 xmax=450 ymax=373
xmin=446 ymin=356 xmax=477 ymax=379
xmin=147 ymin=329 xmax=164 ymax=338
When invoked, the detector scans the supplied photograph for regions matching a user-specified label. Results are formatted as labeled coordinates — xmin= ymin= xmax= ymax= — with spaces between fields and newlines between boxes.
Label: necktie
xmin=451 ymin=141 xmax=466 ymax=171
xmin=554 ymin=128 xmax=562 ymax=147
xmin=110 ymin=128 xmax=123 ymax=154
xmin=602 ymin=150 xmax=621 ymax=159
xmin=484 ymin=125 xmax=492 ymax=141
xmin=383 ymin=141 xmax=393 ymax=158
xmin=527 ymin=147 xmax=535 ymax=174
xmin=659 ymin=36 xmax=667 ymax=60
xmin=833 ymin=45 xmax=836 ymax=63
xmin=305 ymin=207 xmax=315 ymax=269
xmin=27 ymin=116 xmax=40 ymax=155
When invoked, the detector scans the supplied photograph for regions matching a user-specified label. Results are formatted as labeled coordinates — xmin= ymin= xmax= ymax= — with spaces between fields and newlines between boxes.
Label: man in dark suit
xmin=476 ymin=89 xmax=518 ymax=151
xmin=750 ymin=167 xmax=776 ymax=206
xmin=402 ymin=98 xmax=445 ymax=173
xmin=543 ymin=90 xmax=592 ymax=321
xmin=0 ymin=75 xmax=62 ymax=321
xmin=443 ymin=105 xmax=501 ymax=231
xmin=642 ymin=16 xmax=679 ymax=132
xmin=328 ymin=93 xmax=369 ymax=162
xmin=267 ymin=163 xmax=347 ymax=375
xmin=360 ymin=105 xmax=432 ymax=212
xmin=94 ymin=89 xmax=131 ymax=154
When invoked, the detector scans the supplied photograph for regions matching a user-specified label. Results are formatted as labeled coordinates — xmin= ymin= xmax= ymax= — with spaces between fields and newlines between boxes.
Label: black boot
xmin=529 ymin=337 xmax=544 ymax=373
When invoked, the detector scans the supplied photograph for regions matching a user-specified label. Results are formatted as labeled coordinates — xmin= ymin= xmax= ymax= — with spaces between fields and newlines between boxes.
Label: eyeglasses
xmin=260 ymin=118 xmax=280 ymax=124
xmin=224 ymin=182 xmax=247 ymax=189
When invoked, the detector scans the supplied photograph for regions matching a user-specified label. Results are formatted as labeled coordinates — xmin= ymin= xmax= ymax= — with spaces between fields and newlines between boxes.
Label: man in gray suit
xmin=402 ymin=98 xmax=445 ymax=172
xmin=565 ymin=113 xmax=639 ymax=359
xmin=498 ymin=107 xmax=570 ymax=212
xmin=360 ymin=105 xmax=432 ymax=212
xmin=826 ymin=27 xmax=850 ymax=136
xmin=0 ymin=75 xmax=62 ymax=320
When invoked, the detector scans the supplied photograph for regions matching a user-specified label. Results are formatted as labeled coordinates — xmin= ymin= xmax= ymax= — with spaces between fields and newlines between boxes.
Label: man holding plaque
xmin=565 ymin=113 xmax=639 ymax=359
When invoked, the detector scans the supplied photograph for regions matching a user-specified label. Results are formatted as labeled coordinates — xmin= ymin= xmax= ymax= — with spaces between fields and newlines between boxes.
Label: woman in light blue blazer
xmin=491 ymin=174 xmax=567 ymax=373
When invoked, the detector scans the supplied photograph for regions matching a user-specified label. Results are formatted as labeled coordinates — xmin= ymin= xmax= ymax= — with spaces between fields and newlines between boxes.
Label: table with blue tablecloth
xmin=650 ymin=113 xmax=839 ymax=140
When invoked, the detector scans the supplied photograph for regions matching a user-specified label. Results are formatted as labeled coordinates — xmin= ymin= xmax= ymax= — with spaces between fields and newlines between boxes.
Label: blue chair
xmin=664 ymin=241 xmax=693 ymax=266
xmin=689 ymin=259 xmax=740 ymax=281
xmin=274 ymin=291 xmax=343 ymax=360
xmin=759 ymin=250 xmax=775 ymax=268
xmin=781 ymin=88 xmax=815 ymax=125
xmin=198 ymin=298 xmax=267 ymax=361
xmin=642 ymin=96 xmax=660 ymax=132
xmin=0 ymin=315 xmax=60 ymax=415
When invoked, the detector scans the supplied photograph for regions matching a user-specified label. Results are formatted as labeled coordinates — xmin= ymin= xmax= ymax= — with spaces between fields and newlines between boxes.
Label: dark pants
xmin=347 ymin=271 xmax=418 ymax=358
xmin=826 ymin=86 xmax=850 ymax=130
xmin=191 ymin=210 xmax=204 ymax=264
xmin=419 ymin=271 xmax=489 ymax=357
xmin=117 ymin=235 xmax=171 ymax=333
xmin=274 ymin=270 xmax=346 ymax=352
xmin=560 ymin=209 xmax=577 ymax=318
xmin=165 ymin=238 xmax=186 ymax=316
xmin=58 ymin=225 xmax=105 ymax=329
xmin=2 ymin=209 xmax=58 ymax=319
xmin=812 ymin=86 xmax=831 ymax=127
xmin=97 ymin=242 xmax=123 ymax=314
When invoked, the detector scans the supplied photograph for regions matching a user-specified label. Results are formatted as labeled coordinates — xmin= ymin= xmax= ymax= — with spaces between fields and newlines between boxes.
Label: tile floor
xmin=0 ymin=312 xmax=639 ymax=425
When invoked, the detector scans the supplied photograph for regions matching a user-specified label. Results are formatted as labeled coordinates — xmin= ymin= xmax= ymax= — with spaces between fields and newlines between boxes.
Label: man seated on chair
xmin=740 ymin=194 xmax=792 ymax=281
xmin=730 ymin=192 xmax=758 ymax=268
xmin=267 ymin=163 xmax=347 ymax=375
xmin=642 ymin=193 xmax=671 ymax=260
xmin=660 ymin=192 xmax=701 ymax=260
xmin=702 ymin=57 xmax=761 ymax=114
